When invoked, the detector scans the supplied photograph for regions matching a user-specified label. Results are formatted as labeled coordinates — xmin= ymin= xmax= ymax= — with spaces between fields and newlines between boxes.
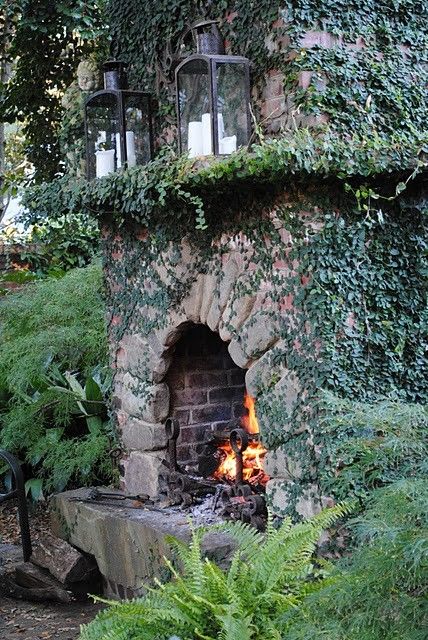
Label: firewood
xmin=30 ymin=533 xmax=98 ymax=585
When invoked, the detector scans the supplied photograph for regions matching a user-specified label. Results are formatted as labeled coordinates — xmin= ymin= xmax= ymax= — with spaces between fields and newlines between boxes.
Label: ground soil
xmin=0 ymin=596 xmax=102 ymax=640
xmin=0 ymin=502 xmax=102 ymax=639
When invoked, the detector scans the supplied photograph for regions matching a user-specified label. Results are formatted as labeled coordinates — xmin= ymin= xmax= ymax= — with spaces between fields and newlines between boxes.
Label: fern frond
xmin=213 ymin=518 xmax=264 ymax=556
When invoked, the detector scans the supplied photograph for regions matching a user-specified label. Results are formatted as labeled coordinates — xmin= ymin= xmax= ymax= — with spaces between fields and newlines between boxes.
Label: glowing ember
xmin=214 ymin=394 xmax=269 ymax=485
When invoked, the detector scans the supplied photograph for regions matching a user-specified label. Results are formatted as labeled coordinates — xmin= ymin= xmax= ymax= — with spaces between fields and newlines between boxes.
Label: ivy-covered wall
xmin=107 ymin=0 xmax=427 ymax=168
xmin=102 ymin=180 xmax=427 ymax=515
xmin=20 ymin=1 xmax=427 ymax=516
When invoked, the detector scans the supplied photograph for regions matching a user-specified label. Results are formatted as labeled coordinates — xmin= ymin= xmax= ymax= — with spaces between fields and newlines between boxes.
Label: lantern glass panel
xmin=215 ymin=61 xmax=248 ymax=155
xmin=123 ymin=93 xmax=152 ymax=167
xmin=177 ymin=59 xmax=210 ymax=157
xmin=86 ymin=93 xmax=119 ymax=180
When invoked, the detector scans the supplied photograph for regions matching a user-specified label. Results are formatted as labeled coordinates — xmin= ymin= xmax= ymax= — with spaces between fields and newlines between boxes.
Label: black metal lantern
xmin=175 ymin=20 xmax=251 ymax=157
xmin=84 ymin=61 xmax=154 ymax=180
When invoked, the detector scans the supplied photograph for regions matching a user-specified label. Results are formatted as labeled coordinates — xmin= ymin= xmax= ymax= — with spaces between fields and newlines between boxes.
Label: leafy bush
xmin=282 ymin=479 xmax=428 ymax=640
xmin=318 ymin=392 xmax=428 ymax=503
xmin=21 ymin=213 xmax=100 ymax=275
xmin=0 ymin=262 xmax=114 ymax=492
xmin=80 ymin=504 xmax=350 ymax=640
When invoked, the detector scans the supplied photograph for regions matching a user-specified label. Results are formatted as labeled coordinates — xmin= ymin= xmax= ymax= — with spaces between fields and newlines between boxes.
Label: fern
xmin=80 ymin=505 xmax=348 ymax=640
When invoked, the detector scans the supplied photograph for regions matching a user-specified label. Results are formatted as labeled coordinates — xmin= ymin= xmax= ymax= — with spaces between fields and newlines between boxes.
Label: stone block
xmin=239 ymin=311 xmax=280 ymax=359
xmin=265 ymin=478 xmax=291 ymax=514
xmin=295 ymin=484 xmax=322 ymax=519
xmin=30 ymin=533 xmax=98 ymax=585
xmin=153 ymin=312 xmax=190 ymax=348
xmin=182 ymin=274 xmax=204 ymax=323
xmin=266 ymin=480 xmax=322 ymax=518
xmin=51 ymin=488 xmax=236 ymax=596
xmin=206 ymin=257 xmax=240 ymax=331
xmin=219 ymin=293 xmax=256 ymax=342
xmin=274 ymin=371 xmax=300 ymax=415
xmin=121 ymin=451 xmax=168 ymax=498
xmin=118 ymin=334 xmax=171 ymax=383
xmin=120 ymin=375 xmax=170 ymax=423
xmin=206 ymin=293 xmax=222 ymax=332
xmin=228 ymin=339 xmax=253 ymax=369
xmin=245 ymin=344 xmax=287 ymax=397
xmin=120 ymin=418 xmax=167 ymax=451
xmin=200 ymin=274 xmax=217 ymax=324
xmin=264 ymin=448 xmax=308 ymax=480
xmin=219 ymin=257 xmax=240 ymax=308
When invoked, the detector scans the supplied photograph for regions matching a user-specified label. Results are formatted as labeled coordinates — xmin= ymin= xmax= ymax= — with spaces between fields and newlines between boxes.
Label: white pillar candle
xmin=217 ymin=113 xmax=225 ymax=141
xmin=219 ymin=135 xmax=237 ymax=155
xmin=126 ymin=130 xmax=136 ymax=167
xmin=187 ymin=121 xmax=203 ymax=158
xmin=95 ymin=149 xmax=115 ymax=177
xmin=115 ymin=133 xmax=122 ymax=168
xmin=201 ymin=113 xmax=212 ymax=155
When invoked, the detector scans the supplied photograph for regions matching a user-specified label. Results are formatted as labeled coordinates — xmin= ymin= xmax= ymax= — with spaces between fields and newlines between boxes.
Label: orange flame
xmin=242 ymin=393 xmax=259 ymax=434
xmin=214 ymin=394 xmax=269 ymax=485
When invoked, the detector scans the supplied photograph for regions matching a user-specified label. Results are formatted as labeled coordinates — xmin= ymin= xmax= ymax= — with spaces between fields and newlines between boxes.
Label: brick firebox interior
xmin=165 ymin=324 xmax=246 ymax=466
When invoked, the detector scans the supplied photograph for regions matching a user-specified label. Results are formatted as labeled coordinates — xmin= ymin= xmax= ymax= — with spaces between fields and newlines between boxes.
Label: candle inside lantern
xmin=217 ymin=113 xmax=225 ymax=141
xmin=115 ymin=133 xmax=122 ymax=168
xmin=201 ymin=113 xmax=225 ymax=155
xmin=126 ymin=131 xmax=136 ymax=167
xmin=201 ymin=113 xmax=212 ymax=155
xmin=188 ymin=121 xmax=203 ymax=158
xmin=96 ymin=148 xmax=115 ymax=177
xmin=219 ymin=135 xmax=237 ymax=155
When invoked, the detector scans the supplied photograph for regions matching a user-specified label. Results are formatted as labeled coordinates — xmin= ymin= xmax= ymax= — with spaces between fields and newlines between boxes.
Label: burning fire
xmin=214 ymin=394 xmax=269 ymax=485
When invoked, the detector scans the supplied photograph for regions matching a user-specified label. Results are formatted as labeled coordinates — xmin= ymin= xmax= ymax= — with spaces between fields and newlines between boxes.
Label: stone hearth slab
xmin=50 ymin=488 xmax=235 ymax=599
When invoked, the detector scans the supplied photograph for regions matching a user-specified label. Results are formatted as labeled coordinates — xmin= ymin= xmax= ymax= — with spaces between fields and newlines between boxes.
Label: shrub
xmin=318 ymin=391 xmax=428 ymax=503
xmin=282 ymin=479 xmax=428 ymax=640
xmin=0 ymin=262 xmax=114 ymax=492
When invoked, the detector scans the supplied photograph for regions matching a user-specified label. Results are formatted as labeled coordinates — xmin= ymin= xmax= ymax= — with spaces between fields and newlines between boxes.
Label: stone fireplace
xmin=104 ymin=194 xmax=324 ymax=520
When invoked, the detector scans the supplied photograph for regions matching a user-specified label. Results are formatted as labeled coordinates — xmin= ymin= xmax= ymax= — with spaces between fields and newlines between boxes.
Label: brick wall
xmin=165 ymin=324 xmax=246 ymax=466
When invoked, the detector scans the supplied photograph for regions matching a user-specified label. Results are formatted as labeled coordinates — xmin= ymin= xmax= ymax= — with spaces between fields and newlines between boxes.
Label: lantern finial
xmin=102 ymin=60 xmax=128 ymax=90
xmin=190 ymin=19 xmax=225 ymax=55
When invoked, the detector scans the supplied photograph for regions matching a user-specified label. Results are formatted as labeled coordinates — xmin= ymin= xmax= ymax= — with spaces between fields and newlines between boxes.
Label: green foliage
xmin=0 ymin=0 xmax=108 ymax=181
xmin=21 ymin=213 xmax=100 ymax=275
xmin=21 ymin=130 xmax=426 ymax=233
xmin=282 ymin=479 xmax=428 ymax=640
xmin=300 ymin=208 xmax=428 ymax=402
xmin=318 ymin=392 xmax=428 ymax=503
xmin=80 ymin=503 xmax=350 ymax=640
xmin=0 ymin=263 xmax=114 ymax=491
xmin=1 ymin=123 xmax=32 ymax=203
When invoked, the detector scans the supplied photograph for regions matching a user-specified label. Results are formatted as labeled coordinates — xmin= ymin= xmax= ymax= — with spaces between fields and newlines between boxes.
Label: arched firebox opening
xmin=165 ymin=323 xmax=246 ymax=467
